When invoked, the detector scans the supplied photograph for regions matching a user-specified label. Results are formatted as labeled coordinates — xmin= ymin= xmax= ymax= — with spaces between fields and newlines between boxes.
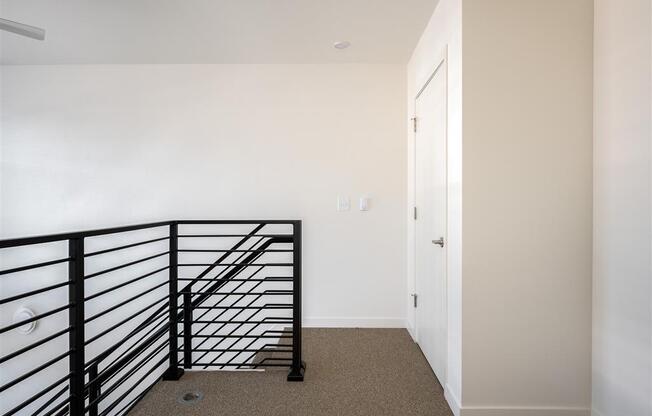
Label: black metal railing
xmin=0 ymin=220 xmax=304 ymax=416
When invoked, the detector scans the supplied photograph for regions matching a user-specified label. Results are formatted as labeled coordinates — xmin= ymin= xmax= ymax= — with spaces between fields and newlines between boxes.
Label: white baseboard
xmin=444 ymin=384 xmax=462 ymax=416
xmin=302 ymin=317 xmax=406 ymax=328
xmin=442 ymin=386 xmax=589 ymax=416
xmin=458 ymin=407 xmax=590 ymax=416
xmin=406 ymin=324 xmax=417 ymax=340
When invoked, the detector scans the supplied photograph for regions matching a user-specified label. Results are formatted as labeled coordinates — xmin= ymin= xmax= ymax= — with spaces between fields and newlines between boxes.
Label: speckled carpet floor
xmin=131 ymin=328 xmax=453 ymax=416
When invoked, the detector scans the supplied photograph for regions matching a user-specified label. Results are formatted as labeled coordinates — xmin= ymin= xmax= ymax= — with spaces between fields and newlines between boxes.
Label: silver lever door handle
xmin=432 ymin=237 xmax=445 ymax=247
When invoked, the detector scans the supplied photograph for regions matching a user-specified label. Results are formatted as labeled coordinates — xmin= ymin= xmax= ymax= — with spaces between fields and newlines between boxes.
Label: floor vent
xmin=177 ymin=391 xmax=204 ymax=406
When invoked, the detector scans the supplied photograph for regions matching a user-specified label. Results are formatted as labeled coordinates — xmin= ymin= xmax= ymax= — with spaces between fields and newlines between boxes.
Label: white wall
xmin=0 ymin=64 xmax=407 ymax=327
xmin=406 ymin=0 xmax=463 ymax=411
xmin=461 ymin=1 xmax=593 ymax=415
xmin=593 ymin=1 xmax=652 ymax=415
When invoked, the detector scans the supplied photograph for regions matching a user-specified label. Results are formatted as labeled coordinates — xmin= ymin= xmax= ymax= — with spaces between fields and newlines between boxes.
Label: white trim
xmin=406 ymin=323 xmax=417 ymax=340
xmin=445 ymin=383 xmax=462 ymax=416
xmin=458 ymin=407 xmax=590 ymax=416
xmin=302 ymin=318 xmax=406 ymax=328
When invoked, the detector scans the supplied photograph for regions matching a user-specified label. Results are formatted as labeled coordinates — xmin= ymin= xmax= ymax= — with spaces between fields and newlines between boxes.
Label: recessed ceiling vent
xmin=333 ymin=40 xmax=351 ymax=50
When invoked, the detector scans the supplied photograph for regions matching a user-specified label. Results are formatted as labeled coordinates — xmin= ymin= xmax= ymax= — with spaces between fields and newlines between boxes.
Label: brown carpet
xmin=131 ymin=328 xmax=453 ymax=416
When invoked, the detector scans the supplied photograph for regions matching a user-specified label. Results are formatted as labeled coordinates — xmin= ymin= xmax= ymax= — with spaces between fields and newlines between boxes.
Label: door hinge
xmin=411 ymin=293 xmax=418 ymax=308
xmin=411 ymin=117 xmax=417 ymax=133
xmin=413 ymin=206 xmax=417 ymax=220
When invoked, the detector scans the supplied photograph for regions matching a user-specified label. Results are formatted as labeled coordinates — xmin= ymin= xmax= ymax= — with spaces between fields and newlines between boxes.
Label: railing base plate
xmin=162 ymin=367 xmax=185 ymax=381
xmin=287 ymin=361 xmax=306 ymax=382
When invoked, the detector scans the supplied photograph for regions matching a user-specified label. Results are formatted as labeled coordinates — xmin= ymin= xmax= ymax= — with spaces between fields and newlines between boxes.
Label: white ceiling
xmin=0 ymin=0 xmax=438 ymax=65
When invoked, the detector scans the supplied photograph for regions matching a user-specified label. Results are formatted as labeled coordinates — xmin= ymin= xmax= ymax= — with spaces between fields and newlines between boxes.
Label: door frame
xmin=412 ymin=46 xmax=449 ymax=382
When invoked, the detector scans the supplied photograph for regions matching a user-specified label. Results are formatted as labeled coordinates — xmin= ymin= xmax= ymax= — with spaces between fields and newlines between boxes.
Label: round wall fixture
xmin=13 ymin=307 xmax=37 ymax=334
xmin=177 ymin=390 xmax=204 ymax=406
xmin=333 ymin=41 xmax=351 ymax=50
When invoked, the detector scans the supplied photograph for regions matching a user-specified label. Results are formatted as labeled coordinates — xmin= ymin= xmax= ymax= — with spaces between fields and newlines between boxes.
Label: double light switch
xmin=337 ymin=196 xmax=370 ymax=212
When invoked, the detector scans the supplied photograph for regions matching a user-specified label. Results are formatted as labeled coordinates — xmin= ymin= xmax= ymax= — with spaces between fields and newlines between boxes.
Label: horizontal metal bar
xmin=190 ymin=362 xmax=291 ymax=367
xmin=0 ymin=280 xmax=71 ymax=305
xmin=178 ymin=234 xmax=292 ymax=238
xmin=94 ymin=331 xmax=168 ymax=389
xmin=85 ymin=251 xmax=169 ymax=279
xmin=0 ymin=303 xmax=72 ymax=334
xmin=179 ymin=263 xmax=292 ymax=267
xmin=176 ymin=220 xmax=297 ymax=225
xmin=189 ymin=334 xmax=293 ymax=339
xmin=179 ymin=291 xmax=292 ymax=296
xmin=85 ymin=236 xmax=170 ymax=257
xmin=47 ymin=406 xmax=69 ymax=416
xmin=177 ymin=277 xmax=292 ymax=282
xmin=86 ymin=339 xmax=169 ymax=410
xmin=180 ymin=329 xmax=292 ymax=336
xmin=84 ymin=266 xmax=169 ymax=302
xmin=98 ymin=354 xmax=169 ymax=416
xmin=1 ymin=374 xmax=71 ymax=416
xmin=178 ymin=316 xmax=290 ymax=330
xmin=86 ymin=312 xmax=168 ymax=375
xmin=85 ymin=297 xmax=168 ymax=345
xmin=32 ymin=385 xmax=68 ymax=416
xmin=184 ymin=320 xmax=293 ymax=324
xmin=85 ymin=280 xmax=168 ymax=323
xmin=85 ymin=305 xmax=168 ymax=368
xmin=178 ymin=348 xmax=292 ymax=353
xmin=0 ymin=327 xmax=70 ymax=365
xmin=0 ymin=221 xmax=171 ymax=249
xmin=0 ymin=220 xmax=300 ymax=249
xmin=0 ymin=257 xmax=69 ymax=277
xmin=0 ymin=350 xmax=70 ymax=394
xmin=112 ymin=381 xmax=154 ymax=416
xmin=178 ymin=304 xmax=293 ymax=310
xmin=178 ymin=249 xmax=293 ymax=253
xmin=39 ymin=396 xmax=70 ymax=416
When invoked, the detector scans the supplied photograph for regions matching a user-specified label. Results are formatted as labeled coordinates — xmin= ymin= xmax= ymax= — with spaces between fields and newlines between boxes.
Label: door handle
xmin=432 ymin=237 xmax=445 ymax=247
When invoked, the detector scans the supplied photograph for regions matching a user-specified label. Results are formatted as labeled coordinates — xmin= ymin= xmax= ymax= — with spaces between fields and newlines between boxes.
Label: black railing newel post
xmin=183 ymin=292 xmax=192 ymax=369
xmin=163 ymin=221 xmax=184 ymax=380
xmin=68 ymin=237 xmax=85 ymax=416
xmin=88 ymin=363 xmax=100 ymax=416
xmin=287 ymin=220 xmax=305 ymax=381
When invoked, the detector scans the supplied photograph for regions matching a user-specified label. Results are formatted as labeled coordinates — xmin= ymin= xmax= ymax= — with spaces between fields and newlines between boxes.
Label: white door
xmin=415 ymin=61 xmax=447 ymax=384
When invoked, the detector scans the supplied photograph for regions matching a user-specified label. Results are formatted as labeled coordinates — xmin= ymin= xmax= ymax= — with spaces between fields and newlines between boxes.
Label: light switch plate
xmin=337 ymin=196 xmax=350 ymax=212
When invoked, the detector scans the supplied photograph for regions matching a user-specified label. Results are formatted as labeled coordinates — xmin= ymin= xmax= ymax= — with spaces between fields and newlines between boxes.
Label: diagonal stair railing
xmin=0 ymin=220 xmax=304 ymax=416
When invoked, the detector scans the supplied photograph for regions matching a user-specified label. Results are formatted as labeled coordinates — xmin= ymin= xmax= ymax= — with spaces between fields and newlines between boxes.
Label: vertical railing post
xmin=68 ymin=237 xmax=85 ymax=415
xmin=163 ymin=222 xmax=184 ymax=380
xmin=287 ymin=220 xmax=305 ymax=381
xmin=88 ymin=363 xmax=100 ymax=416
xmin=183 ymin=292 xmax=192 ymax=368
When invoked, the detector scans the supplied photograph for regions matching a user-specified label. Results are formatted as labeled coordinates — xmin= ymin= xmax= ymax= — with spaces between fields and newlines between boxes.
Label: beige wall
xmin=593 ymin=1 xmax=652 ymax=415
xmin=461 ymin=1 xmax=593 ymax=414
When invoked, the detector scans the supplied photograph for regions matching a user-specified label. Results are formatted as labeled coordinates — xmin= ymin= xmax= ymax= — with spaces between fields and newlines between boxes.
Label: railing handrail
xmin=0 ymin=219 xmax=301 ymax=249
xmin=0 ymin=221 xmax=172 ymax=249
